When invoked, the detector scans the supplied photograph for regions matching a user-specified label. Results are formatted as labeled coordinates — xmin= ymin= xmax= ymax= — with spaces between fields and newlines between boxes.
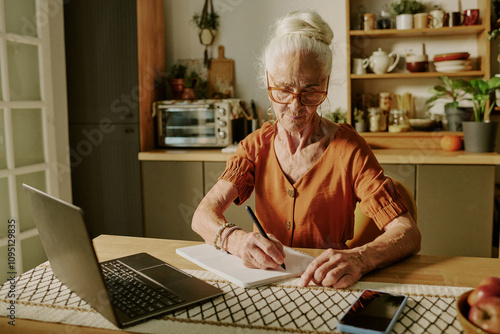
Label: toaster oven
xmin=153 ymin=100 xmax=236 ymax=148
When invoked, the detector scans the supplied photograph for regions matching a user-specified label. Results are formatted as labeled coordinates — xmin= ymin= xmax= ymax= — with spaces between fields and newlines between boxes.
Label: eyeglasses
xmin=266 ymin=71 xmax=329 ymax=106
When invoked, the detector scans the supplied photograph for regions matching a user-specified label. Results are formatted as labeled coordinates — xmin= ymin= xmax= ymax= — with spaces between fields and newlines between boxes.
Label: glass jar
xmin=369 ymin=107 xmax=387 ymax=132
xmin=388 ymin=109 xmax=411 ymax=133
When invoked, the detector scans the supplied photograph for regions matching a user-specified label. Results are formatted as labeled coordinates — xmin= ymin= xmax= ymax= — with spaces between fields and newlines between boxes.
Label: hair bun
xmin=274 ymin=10 xmax=333 ymax=46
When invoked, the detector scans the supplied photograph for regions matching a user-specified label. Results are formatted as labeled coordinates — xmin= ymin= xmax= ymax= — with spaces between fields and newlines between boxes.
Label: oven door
xmin=159 ymin=106 xmax=218 ymax=146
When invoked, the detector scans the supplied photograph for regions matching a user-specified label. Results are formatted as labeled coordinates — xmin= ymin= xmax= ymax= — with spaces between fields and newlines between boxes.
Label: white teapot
xmin=366 ymin=48 xmax=400 ymax=75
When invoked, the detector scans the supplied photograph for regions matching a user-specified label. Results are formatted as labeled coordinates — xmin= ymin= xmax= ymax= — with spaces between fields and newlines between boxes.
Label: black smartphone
xmin=336 ymin=289 xmax=407 ymax=334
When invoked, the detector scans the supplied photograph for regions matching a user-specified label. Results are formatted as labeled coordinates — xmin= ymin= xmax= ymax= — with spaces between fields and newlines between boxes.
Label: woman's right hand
xmin=233 ymin=231 xmax=286 ymax=270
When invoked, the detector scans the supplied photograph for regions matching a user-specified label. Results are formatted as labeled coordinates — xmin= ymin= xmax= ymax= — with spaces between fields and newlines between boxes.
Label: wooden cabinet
xmin=142 ymin=161 xmax=204 ymax=241
xmin=142 ymin=161 xmax=255 ymax=241
xmin=416 ymin=165 xmax=495 ymax=257
xmin=382 ymin=163 xmax=495 ymax=257
xmin=381 ymin=164 xmax=416 ymax=196
xmin=346 ymin=0 xmax=491 ymax=126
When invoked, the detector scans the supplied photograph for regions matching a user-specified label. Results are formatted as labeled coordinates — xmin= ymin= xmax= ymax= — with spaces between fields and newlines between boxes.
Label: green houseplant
xmin=461 ymin=77 xmax=500 ymax=122
xmin=324 ymin=107 xmax=348 ymax=124
xmin=390 ymin=0 xmax=426 ymax=15
xmin=459 ymin=77 xmax=500 ymax=152
xmin=390 ymin=0 xmax=426 ymax=29
xmin=181 ymin=70 xmax=199 ymax=100
xmin=353 ymin=108 xmax=366 ymax=132
xmin=167 ymin=63 xmax=187 ymax=99
xmin=426 ymin=76 xmax=471 ymax=131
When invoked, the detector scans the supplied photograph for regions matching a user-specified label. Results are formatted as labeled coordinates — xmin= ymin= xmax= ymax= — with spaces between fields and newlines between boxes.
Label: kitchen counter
xmin=138 ymin=148 xmax=500 ymax=165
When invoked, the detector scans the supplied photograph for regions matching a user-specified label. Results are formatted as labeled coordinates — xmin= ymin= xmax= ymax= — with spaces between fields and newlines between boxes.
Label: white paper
xmin=176 ymin=244 xmax=314 ymax=288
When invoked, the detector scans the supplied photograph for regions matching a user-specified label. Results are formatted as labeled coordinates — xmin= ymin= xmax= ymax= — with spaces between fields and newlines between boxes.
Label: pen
xmin=245 ymin=206 xmax=286 ymax=270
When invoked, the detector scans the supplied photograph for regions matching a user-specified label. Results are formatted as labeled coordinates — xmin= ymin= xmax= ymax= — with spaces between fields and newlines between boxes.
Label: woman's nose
xmin=289 ymin=94 xmax=303 ymax=111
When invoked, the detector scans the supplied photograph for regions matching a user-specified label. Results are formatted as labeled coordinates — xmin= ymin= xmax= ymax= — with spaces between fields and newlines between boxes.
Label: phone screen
xmin=337 ymin=290 xmax=407 ymax=334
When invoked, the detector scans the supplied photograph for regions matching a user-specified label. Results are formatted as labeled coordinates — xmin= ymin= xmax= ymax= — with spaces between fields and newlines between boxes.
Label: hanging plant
xmin=192 ymin=12 xmax=219 ymax=30
xmin=191 ymin=0 xmax=219 ymax=66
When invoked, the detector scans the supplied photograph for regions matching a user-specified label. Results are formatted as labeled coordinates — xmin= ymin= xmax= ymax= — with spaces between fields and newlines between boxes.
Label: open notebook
xmin=176 ymin=244 xmax=314 ymax=288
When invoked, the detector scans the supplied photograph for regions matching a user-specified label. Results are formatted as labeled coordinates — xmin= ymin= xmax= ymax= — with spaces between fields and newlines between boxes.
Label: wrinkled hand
xmin=236 ymin=231 xmax=286 ymax=270
xmin=299 ymin=248 xmax=369 ymax=289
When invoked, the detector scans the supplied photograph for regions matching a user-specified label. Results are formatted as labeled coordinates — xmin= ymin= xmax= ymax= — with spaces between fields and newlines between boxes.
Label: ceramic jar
xmin=366 ymin=48 xmax=400 ymax=75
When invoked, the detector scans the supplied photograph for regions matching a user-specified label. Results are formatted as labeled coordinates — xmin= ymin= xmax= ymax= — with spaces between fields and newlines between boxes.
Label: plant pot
xmin=168 ymin=78 xmax=185 ymax=100
xmin=355 ymin=121 xmax=366 ymax=133
xmin=462 ymin=121 xmax=498 ymax=153
xmin=395 ymin=14 xmax=413 ymax=30
xmin=181 ymin=88 xmax=196 ymax=100
xmin=444 ymin=105 xmax=472 ymax=131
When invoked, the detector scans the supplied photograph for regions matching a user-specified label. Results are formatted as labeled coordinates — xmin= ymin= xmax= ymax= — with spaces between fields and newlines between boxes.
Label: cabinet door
xmin=64 ymin=0 xmax=139 ymax=124
xmin=416 ymin=165 xmax=494 ymax=257
xmin=381 ymin=164 xmax=416 ymax=197
xmin=204 ymin=162 xmax=255 ymax=232
xmin=142 ymin=161 xmax=204 ymax=241
xmin=70 ymin=124 xmax=143 ymax=238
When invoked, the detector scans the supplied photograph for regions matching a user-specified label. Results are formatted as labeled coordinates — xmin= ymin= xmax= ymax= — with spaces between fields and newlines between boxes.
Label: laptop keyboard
xmin=101 ymin=260 xmax=185 ymax=319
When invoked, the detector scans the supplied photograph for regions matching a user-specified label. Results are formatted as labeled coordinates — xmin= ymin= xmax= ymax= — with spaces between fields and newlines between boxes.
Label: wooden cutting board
xmin=208 ymin=45 xmax=234 ymax=98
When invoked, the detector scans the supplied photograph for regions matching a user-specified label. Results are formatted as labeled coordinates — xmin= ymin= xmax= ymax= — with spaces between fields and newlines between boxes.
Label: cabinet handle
xmin=125 ymin=128 xmax=134 ymax=133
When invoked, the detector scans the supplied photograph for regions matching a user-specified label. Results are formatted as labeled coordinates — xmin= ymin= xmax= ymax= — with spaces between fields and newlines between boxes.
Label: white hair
xmin=260 ymin=10 xmax=334 ymax=84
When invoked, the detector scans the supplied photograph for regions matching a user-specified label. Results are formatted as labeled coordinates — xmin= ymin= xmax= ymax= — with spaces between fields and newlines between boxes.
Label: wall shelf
xmin=350 ymin=25 xmax=485 ymax=38
xmin=351 ymin=70 xmax=485 ymax=80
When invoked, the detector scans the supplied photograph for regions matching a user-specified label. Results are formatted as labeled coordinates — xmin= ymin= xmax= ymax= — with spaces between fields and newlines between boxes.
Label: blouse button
xmin=286 ymin=220 xmax=291 ymax=230
xmin=286 ymin=188 xmax=295 ymax=198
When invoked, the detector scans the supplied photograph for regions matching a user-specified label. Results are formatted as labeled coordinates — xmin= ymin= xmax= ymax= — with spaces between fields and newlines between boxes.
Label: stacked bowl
xmin=434 ymin=52 xmax=471 ymax=73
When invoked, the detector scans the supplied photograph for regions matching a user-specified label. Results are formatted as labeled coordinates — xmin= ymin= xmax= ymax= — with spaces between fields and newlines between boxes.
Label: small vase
xmin=355 ymin=121 xmax=366 ymax=133
xmin=181 ymin=88 xmax=196 ymax=100
xmin=445 ymin=106 xmax=472 ymax=131
xmin=169 ymin=78 xmax=185 ymax=100
xmin=462 ymin=121 xmax=498 ymax=153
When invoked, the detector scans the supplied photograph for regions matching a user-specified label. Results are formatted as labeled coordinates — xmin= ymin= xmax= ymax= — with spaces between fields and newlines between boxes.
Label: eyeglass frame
xmin=266 ymin=71 xmax=330 ymax=106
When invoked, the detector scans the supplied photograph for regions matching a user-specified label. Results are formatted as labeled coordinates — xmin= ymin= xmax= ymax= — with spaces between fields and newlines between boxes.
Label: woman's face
xmin=267 ymin=52 xmax=329 ymax=133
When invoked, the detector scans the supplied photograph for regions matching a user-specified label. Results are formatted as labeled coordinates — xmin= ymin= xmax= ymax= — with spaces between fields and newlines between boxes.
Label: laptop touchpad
xmin=140 ymin=265 xmax=190 ymax=286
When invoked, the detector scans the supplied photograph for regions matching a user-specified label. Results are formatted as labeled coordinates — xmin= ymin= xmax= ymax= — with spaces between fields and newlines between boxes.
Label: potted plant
xmin=353 ymin=108 xmax=366 ymax=132
xmin=167 ymin=63 xmax=187 ymax=99
xmin=324 ymin=107 xmax=348 ymax=124
xmin=390 ymin=0 xmax=426 ymax=29
xmin=460 ymin=77 xmax=500 ymax=152
xmin=192 ymin=0 xmax=219 ymax=65
xmin=181 ymin=70 xmax=199 ymax=100
xmin=426 ymin=76 xmax=471 ymax=131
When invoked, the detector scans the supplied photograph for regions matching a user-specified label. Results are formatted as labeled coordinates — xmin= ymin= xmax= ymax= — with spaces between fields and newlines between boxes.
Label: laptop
xmin=22 ymin=184 xmax=224 ymax=328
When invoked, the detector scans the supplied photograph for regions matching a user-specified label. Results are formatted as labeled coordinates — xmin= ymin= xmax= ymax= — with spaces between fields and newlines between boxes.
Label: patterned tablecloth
xmin=0 ymin=261 xmax=472 ymax=333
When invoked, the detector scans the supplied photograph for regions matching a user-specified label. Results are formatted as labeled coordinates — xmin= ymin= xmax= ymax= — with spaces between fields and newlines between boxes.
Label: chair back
xmin=346 ymin=177 xmax=417 ymax=248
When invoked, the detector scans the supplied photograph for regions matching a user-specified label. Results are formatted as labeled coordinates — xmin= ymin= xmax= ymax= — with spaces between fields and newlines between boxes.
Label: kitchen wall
xmin=163 ymin=0 xmax=348 ymax=115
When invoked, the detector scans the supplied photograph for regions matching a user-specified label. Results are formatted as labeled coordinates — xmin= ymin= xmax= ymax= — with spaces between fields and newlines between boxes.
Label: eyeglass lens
xmin=270 ymin=89 xmax=325 ymax=106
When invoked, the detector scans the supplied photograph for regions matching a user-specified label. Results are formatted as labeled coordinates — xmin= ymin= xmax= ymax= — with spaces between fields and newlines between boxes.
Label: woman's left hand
xmin=299 ymin=248 xmax=369 ymax=289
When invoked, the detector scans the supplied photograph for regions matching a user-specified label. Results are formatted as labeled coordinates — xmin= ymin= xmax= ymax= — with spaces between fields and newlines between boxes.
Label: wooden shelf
xmin=350 ymin=25 xmax=485 ymax=38
xmin=351 ymin=70 xmax=485 ymax=80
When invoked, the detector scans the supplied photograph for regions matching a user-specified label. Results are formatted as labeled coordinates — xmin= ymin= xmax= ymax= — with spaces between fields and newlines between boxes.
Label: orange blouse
xmin=219 ymin=122 xmax=408 ymax=249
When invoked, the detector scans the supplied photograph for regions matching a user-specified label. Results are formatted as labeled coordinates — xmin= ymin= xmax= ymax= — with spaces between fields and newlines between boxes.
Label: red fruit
xmin=469 ymin=277 xmax=500 ymax=307
xmin=440 ymin=135 xmax=462 ymax=151
xmin=469 ymin=284 xmax=500 ymax=307
xmin=479 ymin=277 xmax=500 ymax=288
xmin=468 ymin=296 xmax=500 ymax=334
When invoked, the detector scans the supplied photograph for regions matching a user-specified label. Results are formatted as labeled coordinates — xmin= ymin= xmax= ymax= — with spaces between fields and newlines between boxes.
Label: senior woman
xmin=192 ymin=10 xmax=421 ymax=289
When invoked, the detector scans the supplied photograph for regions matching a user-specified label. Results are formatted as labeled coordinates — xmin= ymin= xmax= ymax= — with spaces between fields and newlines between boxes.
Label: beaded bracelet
xmin=220 ymin=226 xmax=242 ymax=254
xmin=213 ymin=222 xmax=235 ymax=250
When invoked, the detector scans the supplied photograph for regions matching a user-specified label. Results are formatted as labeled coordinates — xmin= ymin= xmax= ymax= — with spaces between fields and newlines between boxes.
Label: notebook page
xmin=176 ymin=244 xmax=314 ymax=288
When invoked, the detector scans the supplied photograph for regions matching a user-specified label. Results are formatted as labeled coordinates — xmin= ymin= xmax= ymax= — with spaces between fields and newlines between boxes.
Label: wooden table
xmin=3 ymin=235 xmax=500 ymax=333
